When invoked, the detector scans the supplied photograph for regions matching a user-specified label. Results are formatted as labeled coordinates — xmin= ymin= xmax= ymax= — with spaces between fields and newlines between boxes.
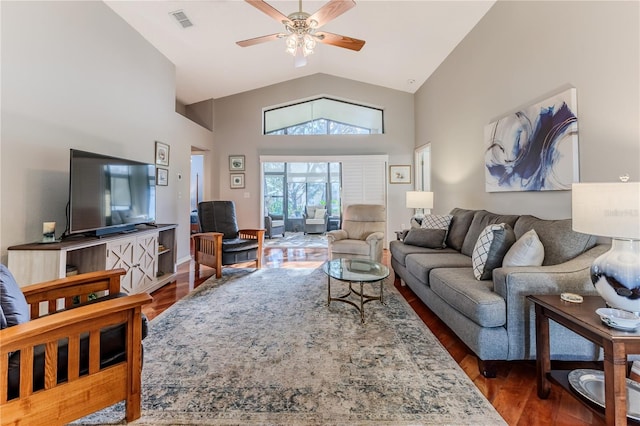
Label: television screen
xmin=69 ymin=149 xmax=156 ymax=236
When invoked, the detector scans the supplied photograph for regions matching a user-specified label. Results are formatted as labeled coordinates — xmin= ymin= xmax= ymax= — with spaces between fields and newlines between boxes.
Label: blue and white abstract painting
xmin=484 ymin=88 xmax=579 ymax=192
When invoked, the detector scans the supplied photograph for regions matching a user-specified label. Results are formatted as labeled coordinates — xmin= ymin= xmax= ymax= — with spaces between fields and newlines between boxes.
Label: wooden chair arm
xmin=239 ymin=229 xmax=265 ymax=239
xmin=0 ymin=293 xmax=151 ymax=353
xmin=191 ymin=232 xmax=224 ymax=240
xmin=20 ymin=269 xmax=127 ymax=318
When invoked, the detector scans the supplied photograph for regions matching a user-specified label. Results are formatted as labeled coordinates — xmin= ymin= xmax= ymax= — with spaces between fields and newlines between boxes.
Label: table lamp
xmin=572 ymin=181 xmax=640 ymax=313
xmin=406 ymin=191 xmax=434 ymax=225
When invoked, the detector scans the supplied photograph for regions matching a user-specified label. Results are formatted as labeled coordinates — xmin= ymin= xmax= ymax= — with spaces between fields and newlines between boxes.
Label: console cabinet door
xmin=106 ymin=233 xmax=158 ymax=294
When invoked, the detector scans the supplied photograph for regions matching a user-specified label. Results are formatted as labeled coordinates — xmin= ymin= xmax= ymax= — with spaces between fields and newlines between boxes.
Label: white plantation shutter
xmin=340 ymin=156 xmax=387 ymax=208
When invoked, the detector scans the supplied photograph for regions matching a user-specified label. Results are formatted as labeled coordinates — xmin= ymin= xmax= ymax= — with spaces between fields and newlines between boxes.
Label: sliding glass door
xmin=263 ymin=161 xmax=341 ymax=232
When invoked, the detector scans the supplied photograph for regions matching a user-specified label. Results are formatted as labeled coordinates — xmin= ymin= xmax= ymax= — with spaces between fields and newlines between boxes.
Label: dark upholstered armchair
xmin=0 ymin=266 xmax=151 ymax=425
xmin=192 ymin=201 xmax=265 ymax=278
xmin=264 ymin=212 xmax=285 ymax=239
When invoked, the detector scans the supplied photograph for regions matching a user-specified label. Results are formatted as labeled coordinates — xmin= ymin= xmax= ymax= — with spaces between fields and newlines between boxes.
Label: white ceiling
xmin=105 ymin=1 xmax=495 ymax=105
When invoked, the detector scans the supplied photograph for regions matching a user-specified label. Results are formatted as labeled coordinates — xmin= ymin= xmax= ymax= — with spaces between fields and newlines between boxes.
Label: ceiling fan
xmin=236 ymin=0 xmax=365 ymax=67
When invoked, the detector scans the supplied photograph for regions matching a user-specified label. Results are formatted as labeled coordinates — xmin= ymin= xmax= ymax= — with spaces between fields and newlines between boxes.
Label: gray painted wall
xmin=1 ymin=1 xmax=214 ymax=263
xmin=415 ymin=0 xmax=640 ymax=218
xmin=212 ymin=73 xmax=415 ymax=233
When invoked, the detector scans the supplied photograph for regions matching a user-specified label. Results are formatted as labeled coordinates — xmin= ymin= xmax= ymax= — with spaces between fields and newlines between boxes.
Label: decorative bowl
xmin=595 ymin=308 xmax=640 ymax=330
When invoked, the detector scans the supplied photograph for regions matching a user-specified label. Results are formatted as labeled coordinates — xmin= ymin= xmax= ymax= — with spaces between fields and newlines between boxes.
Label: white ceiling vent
xmin=170 ymin=10 xmax=193 ymax=29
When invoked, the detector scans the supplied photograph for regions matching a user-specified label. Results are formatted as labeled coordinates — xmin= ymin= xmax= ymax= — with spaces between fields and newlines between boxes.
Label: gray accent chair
xmin=264 ymin=212 xmax=285 ymax=238
xmin=303 ymin=205 xmax=328 ymax=234
xmin=327 ymin=204 xmax=386 ymax=262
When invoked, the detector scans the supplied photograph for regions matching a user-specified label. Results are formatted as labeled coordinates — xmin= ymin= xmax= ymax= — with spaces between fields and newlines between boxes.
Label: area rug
xmin=263 ymin=232 xmax=328 ymax=249
xmin=73 ymin=267 xmax=505 ymax=425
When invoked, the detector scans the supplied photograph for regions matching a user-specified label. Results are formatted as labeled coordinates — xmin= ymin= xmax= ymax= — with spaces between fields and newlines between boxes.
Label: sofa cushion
xmin=430 ymin=268 xmax=506 ymax=328
xmin=503 ymin=229 xmax=545 ymax=267
xmin=461 ymin=210 xmax=520 ymax=257
xmin=472 ymin=223 xmax=516 ymax=280
xmin=389 ymin=240 xmax=458 ymax=267
xmin=405 ymin=252 xmax=472 ymax=286
xmin=404 ymin=228 xmax=448 ymax=249
xmin=446 ymin=208 xmax=477 ymax=251
xmin=0 ymin=265 xmax=29 ymax=328
xmin=513 ymin=215 xmax=597 ymax=265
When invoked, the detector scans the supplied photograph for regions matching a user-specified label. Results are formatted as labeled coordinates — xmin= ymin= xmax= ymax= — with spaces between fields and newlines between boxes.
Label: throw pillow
xmin=403 ymin=228 xmax=448 ymax=249
xmin=472 ymin=223 xmax=516 ymax=280
xmin=0 ymin=264 xmax=30 ymax=328
xmin=419 ymin=214 xmax=453 ymax=248
xmin=314 ymin=208 xmax=327 ymax=219
xmin=503 ymin=229 xmax=545 ymax=267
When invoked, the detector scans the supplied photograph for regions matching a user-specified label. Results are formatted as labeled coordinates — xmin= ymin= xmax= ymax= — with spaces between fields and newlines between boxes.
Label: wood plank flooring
xmin=143 ymin=247 xmax=606 ymax=426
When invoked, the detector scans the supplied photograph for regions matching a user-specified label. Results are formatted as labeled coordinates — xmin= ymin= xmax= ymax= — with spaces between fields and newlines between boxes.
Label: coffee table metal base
xmin=327 ymin=277 xmax=385 ymax=323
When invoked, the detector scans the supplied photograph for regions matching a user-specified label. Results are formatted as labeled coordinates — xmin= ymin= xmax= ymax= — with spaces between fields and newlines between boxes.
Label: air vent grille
xmin=170 ymin=10 xmax=193 ymax=29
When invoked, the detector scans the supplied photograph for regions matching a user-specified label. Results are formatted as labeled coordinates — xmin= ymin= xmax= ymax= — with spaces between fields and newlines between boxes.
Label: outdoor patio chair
xmin=303 ymin=205 xmax=328 ymax=234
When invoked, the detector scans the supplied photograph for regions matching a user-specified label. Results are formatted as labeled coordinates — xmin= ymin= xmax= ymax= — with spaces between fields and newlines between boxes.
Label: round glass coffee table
xmin=322 ymin=258 xmax=390 ymax=323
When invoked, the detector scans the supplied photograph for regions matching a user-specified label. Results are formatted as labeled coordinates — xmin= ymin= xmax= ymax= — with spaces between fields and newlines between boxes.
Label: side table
xmin=528 ymin=294 xmax=640 ymax=425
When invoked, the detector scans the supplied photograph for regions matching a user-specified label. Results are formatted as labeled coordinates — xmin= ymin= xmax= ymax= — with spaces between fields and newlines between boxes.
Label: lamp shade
xmin=572 ymin=181 xmax=640 ymax=313
xmin=406 ymin=191 xmax=434 ymax=209
xmin=572 ymin=182 xmax=640 ymax=239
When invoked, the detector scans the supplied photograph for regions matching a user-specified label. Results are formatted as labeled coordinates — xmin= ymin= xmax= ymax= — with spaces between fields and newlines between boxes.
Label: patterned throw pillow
xmin=419 ymin=214 xmax=453 ymax=248
xmin=503 ymin=229 xmax=545 ymax=267
xmin=472 ymin=223 xmax=516 ymax=280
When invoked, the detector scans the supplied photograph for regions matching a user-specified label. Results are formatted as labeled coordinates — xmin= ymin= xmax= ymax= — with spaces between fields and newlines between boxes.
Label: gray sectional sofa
xmin=390 ymin=208 xmax=608 ymax=377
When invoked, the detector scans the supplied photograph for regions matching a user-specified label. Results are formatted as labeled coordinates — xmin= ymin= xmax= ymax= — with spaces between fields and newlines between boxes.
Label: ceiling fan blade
xmin=245 ymin=0 xmax=291 ymax=24
xmin=316 ymin=31 xmax=365 ymax=51
xmin=236 ymin=33 xmax=284 ymax=47
xmin=308 ymin=0 xmax=356 ymax=28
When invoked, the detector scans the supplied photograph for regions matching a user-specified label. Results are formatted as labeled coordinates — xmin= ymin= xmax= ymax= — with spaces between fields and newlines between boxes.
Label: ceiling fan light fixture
xmin=302 ymin=34 xmax=316 ymax=56
xmin=285 ymin=34 xmax=298 ymax=55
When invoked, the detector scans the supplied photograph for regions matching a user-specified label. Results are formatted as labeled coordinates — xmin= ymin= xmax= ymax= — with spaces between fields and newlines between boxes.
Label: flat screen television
xmin=68 ymin=149 xmax=156 ymax=237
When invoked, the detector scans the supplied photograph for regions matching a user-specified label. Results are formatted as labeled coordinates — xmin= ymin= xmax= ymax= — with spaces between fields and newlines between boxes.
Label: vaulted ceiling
xmin=105 ymin=1 xmax=495 ymax=104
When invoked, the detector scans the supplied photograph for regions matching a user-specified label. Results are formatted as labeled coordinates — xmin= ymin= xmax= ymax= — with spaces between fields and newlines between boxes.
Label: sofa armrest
xmin=492 ymin=244 xmax=608 ymax=360
xmin=326 ymin=230 xmax=348 ymax=243
xmin=493 ymin=244 xmax=608 ymax=299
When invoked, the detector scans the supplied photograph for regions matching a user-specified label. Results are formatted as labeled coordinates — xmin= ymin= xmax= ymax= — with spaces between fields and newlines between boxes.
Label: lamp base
xmin=591 ymin=239 xmax=640 ymax=314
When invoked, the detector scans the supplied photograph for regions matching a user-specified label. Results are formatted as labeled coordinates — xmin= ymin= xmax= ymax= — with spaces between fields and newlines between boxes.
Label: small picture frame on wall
xmin=229 ymin=155 xmax=245 ymax=171
xmin=389 ymin=165 xmax=411 ymax=184
xmin=155 ymin=141 xmax=170 ymax=166
xmin=156 ymin=168 xmax=168 ymax=186
xmin=230 ymin=173 xmax=245 ymax=189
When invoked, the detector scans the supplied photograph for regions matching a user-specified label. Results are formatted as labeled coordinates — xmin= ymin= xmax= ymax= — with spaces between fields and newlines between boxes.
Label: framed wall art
xmin=156 ymin=168 xmax=168 ymax=186
xmin=229 ymin=155 xmax=245 ymax=171
xmin=484 ymin=88 xmax=579 ymax=192
xmin=155 ymin=141 xmax=170 ymax=166
xmin=230 ymin=173 xmax=245 ymax=189
xmin=389 ymin=165 xmax=411 ymax=184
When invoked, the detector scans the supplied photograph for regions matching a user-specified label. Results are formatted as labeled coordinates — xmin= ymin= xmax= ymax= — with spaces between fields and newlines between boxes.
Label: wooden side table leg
xmin=603 ymin=341 xmax=628 ymax=426
xmin=535 ymin=304 xmax=551 ymax=399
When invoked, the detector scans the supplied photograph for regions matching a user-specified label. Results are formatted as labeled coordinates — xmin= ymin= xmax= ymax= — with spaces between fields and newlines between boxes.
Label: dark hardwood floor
xmin=143 ymin=247 xmax=605 ymax=426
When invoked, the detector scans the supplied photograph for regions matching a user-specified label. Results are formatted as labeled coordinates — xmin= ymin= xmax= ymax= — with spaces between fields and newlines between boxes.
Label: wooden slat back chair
xmin=0 ymin=268 xmax=151 ymax=425
xmin=192 ymin=201 xmax=265 ymax=278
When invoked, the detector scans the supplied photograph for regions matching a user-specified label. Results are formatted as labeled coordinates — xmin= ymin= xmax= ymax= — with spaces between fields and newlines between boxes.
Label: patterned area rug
xmin=263 ymin=232 xmax=328 ymax=249
xmin=73 ymin=268 xmax=505 ymax=425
